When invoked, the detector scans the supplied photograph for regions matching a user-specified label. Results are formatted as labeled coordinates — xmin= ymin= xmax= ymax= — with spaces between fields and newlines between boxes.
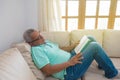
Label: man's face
xmin=30 ymin=30 xmax=45 ymax=46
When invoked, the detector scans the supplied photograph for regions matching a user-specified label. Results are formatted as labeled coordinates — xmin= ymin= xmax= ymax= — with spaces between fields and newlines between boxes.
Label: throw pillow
xmin=12 ymin=42 xmax=45 ymax=80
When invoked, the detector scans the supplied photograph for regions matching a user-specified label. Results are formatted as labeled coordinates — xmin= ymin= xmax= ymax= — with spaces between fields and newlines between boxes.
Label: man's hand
xmin=68 ymin=53 xmax=83 ymax=66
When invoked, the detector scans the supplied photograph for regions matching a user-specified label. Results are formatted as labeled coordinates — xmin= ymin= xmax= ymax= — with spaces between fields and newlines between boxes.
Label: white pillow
xmin=0 ymin=48 xmax=37 ymax=80
xmin=22 ymin=52 xmax=45 ymax=80
xmin=12 ymin=43 xmax=45 ymax=80
xmin=12 ymin=42 xmax=31 ymax=53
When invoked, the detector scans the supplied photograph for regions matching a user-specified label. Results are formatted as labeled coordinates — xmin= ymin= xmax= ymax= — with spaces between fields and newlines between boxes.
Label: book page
xmin=74 ymin=35 xmax=91 ymax=54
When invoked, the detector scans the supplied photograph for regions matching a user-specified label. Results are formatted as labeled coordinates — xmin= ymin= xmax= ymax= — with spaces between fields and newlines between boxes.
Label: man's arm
xmin=60 ymin=41 xmax=79 ymax=52
xmin=41 ymin=53 xmax=83 ymax=76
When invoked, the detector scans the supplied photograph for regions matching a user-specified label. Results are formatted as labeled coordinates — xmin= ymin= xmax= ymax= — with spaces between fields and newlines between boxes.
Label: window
xmin=115 ymin=0 xmax=120 ymax=30
xmin=60 ymin=0 xmax=120 ymax=31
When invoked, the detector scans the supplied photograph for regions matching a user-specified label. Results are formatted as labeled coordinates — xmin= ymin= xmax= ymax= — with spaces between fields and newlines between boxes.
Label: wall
xmin=0 ymin=0 xmax=38 ymax=53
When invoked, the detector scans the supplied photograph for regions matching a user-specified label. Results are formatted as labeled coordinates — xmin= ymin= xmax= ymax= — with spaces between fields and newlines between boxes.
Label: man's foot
xmin=112 ymin=70 xmax=120 ymax=79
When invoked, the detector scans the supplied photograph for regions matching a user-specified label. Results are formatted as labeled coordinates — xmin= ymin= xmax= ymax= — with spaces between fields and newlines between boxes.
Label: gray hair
xmin=23 ymin=29 xmax=35 ymax=43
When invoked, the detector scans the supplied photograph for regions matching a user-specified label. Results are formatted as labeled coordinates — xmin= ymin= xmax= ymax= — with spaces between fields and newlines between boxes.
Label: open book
xmin=74 ymin=35 xmax=92 ymax=54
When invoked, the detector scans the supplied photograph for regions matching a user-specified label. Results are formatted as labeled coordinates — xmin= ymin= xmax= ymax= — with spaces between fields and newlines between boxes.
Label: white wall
xmin=0 ymin=0 xmax=38 ymax=53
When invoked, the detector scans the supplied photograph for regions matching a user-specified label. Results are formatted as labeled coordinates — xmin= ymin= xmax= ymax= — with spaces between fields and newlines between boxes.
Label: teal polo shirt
xmin=31 ymin=40 xmax=71 ymax=80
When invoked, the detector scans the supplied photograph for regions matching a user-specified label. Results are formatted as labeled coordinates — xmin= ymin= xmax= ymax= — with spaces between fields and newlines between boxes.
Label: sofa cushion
xmin=45 ymin=77 xmax=59 ymax=80
xmin=41 ymin=31 xmax=70 ymax=47
xmin=45 ymin=77 xmax=81 ymax=80
xmin=0 ymin=48 xmax=36 ymax=80
xmin=14 ymin=43 xmax=63 ymax=80
xmin=71 ymin=30 xmax=103 ymax=46
xmin=21 ymin=52 xmax=45 ymax=80
xmin=103 ymin=30 xmax=120 ymax=57
xmin=84 ymin=58 xmax=120 ymax=80
xmin=84 ymin=60 xmax=108 ymax=80
xmin=12 ymin=43 xmax=45 ymax=80
xmin=12 ymin=42 xmax=31 ymax=53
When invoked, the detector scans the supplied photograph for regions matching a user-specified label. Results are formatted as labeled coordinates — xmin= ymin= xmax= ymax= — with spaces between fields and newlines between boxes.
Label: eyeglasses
xmin=29 ymin=35 xmax=42 ymax=43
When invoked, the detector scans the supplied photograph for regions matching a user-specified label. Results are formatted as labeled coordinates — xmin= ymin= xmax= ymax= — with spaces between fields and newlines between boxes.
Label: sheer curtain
xmin=38 ymin=0 xmax=63 ymax=31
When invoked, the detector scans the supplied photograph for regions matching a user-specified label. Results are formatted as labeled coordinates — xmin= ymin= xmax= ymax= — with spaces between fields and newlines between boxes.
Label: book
xmin=74 ymin=35 xmax=92 ymax=54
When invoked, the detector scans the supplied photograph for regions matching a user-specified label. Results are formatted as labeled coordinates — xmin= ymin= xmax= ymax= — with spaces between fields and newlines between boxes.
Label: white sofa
xmin=0 ymin=29 xmax=120 ymax=80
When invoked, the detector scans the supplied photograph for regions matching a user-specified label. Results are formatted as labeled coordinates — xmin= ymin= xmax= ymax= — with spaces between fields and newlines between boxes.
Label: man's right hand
xmin=68 ymin=53 xmax=83 ymax=66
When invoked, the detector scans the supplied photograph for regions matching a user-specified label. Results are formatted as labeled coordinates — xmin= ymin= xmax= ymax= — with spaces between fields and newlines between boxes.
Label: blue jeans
xmin=64 ymin=36 xmax=118 ymax=80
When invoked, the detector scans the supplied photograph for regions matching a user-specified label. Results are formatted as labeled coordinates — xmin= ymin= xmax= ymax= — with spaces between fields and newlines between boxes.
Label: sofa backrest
xmin=0 ymin=48 xmax=37 ymax=80
xmin=41 ymin=30 xmax=104 ymax=46
xmin=40 ymin=30 xmax=120 ymax=57
xmin=70 ymin=30 xmax=104 ymax=46
xmin=41 ymin=31 xmax=70 ymax=47
xmin=103 ymin=30 xmax=120 ymax=57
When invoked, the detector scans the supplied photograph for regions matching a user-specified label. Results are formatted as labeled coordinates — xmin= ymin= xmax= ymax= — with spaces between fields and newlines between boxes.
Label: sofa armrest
xmin=0 ymin=48 xmax=37 ymax=80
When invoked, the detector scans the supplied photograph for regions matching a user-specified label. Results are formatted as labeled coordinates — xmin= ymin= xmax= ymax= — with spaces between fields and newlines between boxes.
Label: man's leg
xmin=65 ymin=42 xmax=118 ymax=80
xmin=87 ymin=35 xmax=97 ymax=42
xmin=88 ymin=42 xmax=118 ymax=78
xmin=87 ymin=35 xmax=102 ymax=69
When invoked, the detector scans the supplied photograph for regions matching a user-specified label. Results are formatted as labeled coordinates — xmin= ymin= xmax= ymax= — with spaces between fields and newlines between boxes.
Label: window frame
xmin=61 ymin=0 xmax=120 ymax=31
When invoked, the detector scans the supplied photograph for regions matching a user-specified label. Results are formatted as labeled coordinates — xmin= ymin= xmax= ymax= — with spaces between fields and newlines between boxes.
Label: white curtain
xmin=38 ymin=0 xmax=63 ymax=31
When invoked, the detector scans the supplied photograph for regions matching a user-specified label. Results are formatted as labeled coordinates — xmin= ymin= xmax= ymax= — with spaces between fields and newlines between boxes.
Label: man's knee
xmin=89 ymin=42 xmax=99 ymax=47
xmin=87 ymin=35 xmax=96 ymax=42
xmin=83 ymin=42 xmax=99 ymax=53
xmin=89 ymin=42 xmax=101 ymax=49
